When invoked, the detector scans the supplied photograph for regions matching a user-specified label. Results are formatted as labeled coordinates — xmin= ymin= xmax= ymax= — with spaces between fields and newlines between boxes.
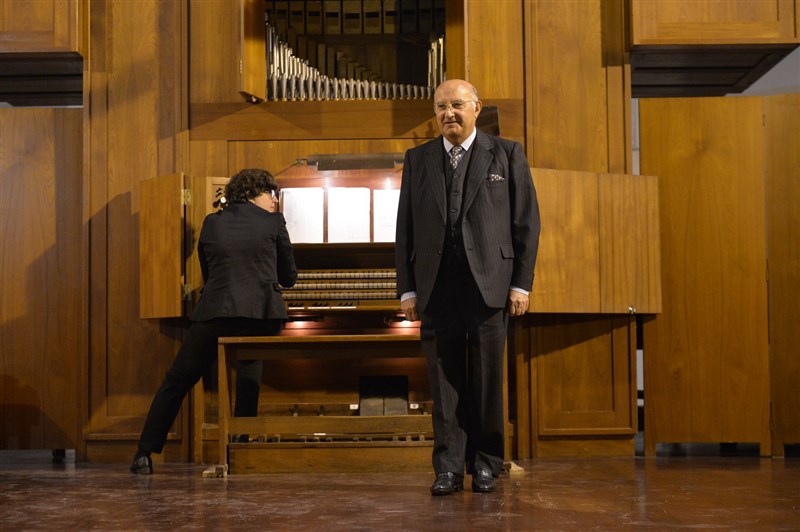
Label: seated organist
xmin=130 ymin=168 xmax=297 ymax=475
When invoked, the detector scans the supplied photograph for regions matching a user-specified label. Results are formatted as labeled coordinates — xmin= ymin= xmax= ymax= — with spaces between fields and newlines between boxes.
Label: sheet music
xmin=327 ymin=187 xmax=371 ymax=243
xmin=281 ymin=187 xmax=324 ymax=243
xmin=373 ymin=189 xmax=399 ymax=242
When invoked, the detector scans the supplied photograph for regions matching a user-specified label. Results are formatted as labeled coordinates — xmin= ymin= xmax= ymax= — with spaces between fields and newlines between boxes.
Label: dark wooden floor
xmin=2 ymin=444 xmax=799 ymax=530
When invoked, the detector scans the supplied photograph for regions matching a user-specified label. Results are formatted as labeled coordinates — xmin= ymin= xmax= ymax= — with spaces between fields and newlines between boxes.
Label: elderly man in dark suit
xmin=395 ymin=79 xmax=540 ymax=495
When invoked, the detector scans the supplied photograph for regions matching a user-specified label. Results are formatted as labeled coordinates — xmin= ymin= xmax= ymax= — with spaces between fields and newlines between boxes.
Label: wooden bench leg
xmin=217 ymin=342 xmax=232 ymax=473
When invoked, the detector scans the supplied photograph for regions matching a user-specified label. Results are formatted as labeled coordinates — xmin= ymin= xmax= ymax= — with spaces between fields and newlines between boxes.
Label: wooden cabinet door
xmin=139 ymin=174 xmax=229 ymax=319
xmin=640 ymin=96 xmax=771 ymax=455
xmin=531 ymin=169 xmax=662 ymax=314
xmin=631 ymin=0 xmax=800 ymax=45
xmin=190 ymin=0 xmax=265 ymax=104
xmin=0 ymin=0 xmax=83 ymax=53
xmin=530 ymin=169 xmax=602 ymax=313
xmin=139 ymin=173 xmax=186 ymax=319
xmin=535 ymin=316 xmax=637 ymax=438
xmin=599 ymin=173 xmax=662 ymax=314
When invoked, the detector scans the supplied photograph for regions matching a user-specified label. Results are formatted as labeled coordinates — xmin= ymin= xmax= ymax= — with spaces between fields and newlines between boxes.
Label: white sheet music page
xmin=280 ymin=187 xmax=324 ymax=243
xmin=327 ymin=187 xmax=371 ymax=243
xmin=373 ymin=188 xmax=399 ymax=242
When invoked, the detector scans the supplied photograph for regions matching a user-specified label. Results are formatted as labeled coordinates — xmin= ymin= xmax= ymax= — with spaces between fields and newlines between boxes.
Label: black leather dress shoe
xmin=471 ymin=468 xmax=495 ymax=493
xmin=129 ymin=454 xmax=153 ymax=475
xmin=430 ymin=472 xmax=464 ymax=495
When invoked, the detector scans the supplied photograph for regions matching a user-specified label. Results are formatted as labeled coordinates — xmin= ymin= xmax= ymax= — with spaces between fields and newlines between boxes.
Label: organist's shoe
xmin=129 ymin=453 xmax=153 ymax=475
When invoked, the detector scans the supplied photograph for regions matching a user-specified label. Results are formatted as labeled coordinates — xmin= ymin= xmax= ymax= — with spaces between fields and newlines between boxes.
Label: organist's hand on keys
xmin=400 ymin=296 xmax=419 ymax=322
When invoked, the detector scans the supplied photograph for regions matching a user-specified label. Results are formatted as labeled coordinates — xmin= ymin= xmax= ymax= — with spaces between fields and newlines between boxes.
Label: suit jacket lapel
xmin=423 ymin=137 xmax=447 ymax=221
xmin=462 ymin=131 xmax=493 ymax=214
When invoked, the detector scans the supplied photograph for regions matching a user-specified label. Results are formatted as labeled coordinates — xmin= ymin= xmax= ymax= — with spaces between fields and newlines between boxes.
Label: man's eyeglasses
xmin=434 ymin=100 xmax=475 ymax=113
xmin=268 ymin=189 xmax=279 ymax=200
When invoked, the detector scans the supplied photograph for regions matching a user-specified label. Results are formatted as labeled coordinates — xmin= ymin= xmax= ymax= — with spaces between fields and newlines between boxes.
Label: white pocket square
xmin=488 ymin=174 xmax=505 ymax=182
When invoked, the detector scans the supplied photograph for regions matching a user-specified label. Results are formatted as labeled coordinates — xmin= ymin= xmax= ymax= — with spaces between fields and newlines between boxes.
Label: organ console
xmin=137 ymin=155 xmax=435 ymax=472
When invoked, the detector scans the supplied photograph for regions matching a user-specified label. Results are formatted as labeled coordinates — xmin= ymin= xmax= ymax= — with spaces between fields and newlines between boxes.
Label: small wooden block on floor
xmin=202 ymin=464 xmax=228 ymax=478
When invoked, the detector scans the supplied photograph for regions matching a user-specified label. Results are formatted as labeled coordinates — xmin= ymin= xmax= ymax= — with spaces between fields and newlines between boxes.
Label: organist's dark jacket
xmin=190 ymin=201 xmax=297 ymax=322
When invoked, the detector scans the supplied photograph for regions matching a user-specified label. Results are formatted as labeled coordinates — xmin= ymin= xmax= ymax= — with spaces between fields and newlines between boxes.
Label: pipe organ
xmin=264 ymin=7 xmax=444 ymax=102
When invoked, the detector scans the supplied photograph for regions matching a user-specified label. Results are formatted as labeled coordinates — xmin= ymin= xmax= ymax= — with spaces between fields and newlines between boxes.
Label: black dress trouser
xmin=419 ymin=259 xmax=508 ymax=476
xmin=138 ymin=317 xmax=282 ymax=454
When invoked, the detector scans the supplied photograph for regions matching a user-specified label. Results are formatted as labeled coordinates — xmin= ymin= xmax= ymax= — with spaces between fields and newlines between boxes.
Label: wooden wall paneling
xmin=157 ymin=0 xmax=189 ymax=177
xmin=601 ymin=0 xmax=632 ymax=174
xmin=463 ymin=0 xmax=524 ymax=99
xmin=443 ymin=0 xmax=466 ymax=80
xmin=86 ymin=0 xmax=110 ymax=453
xmin=85 ymin=0 xmax=188 ymax=462
xmin=0 ymin=0 xmax=83 ymax=53
xmin=525 ymin=0 xmax=630 ymax=173
xmin=533 ymin=315 xmax=636 ymax=457
xmin=0 ymin=108 xmax=84 ymax=451
xmin=240 ymin=0 xmax=267 ymax=102
xmin=188 ymin=140 xmax=229 ymax=179
xmin=765 ymin=93 xmax=800 ymax=455
xmin=188 ymin=0 xmax=241 ymax=104
xmin=631 ymin=0 xmax=800 ymax=45
xmin=640 ymin=97 xmax=771 ymax=455
xmin=529 ymin=168 xmax=601 ymax=313
xmin=509 ymin=317 xmax=532 ymax=459
xmin=598 ymin=173 xmax=661 ymax=314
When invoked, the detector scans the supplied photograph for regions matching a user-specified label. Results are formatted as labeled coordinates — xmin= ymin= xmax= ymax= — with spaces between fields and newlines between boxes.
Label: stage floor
xmin=2 ymin=446 xmax=799 ymax=530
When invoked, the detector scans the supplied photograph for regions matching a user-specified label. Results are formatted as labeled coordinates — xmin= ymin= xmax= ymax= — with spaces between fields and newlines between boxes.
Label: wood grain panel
xmin=240 ymin=0 xmax=267 ymax=102
xmin=0 ymin=0 xmax=82 ymax=53
xmin=535 ymin=315 xmax=636 ymax=436
xmin=192 ymin=98 xmax=524 ymax=144
xmin=510 ymin=317 xmax=532 ymax=459
xmin=529 ymin=168 xmax=601 ymax=313
xmin=139 ymin=174 xmax=184 ymax=319
xmin=0 ymin=108 xmax=84 ymax=450
xmin=230 ymin=442 xmax=431 ymax=473
xmin=525 ymin=0 xmax=630 ymax=173
xmin=86 ymin=1 xmax=187 ymax=456
xmin=598 ymin=174 xmax=661 ymax=314
xmin=190 ymin=101 xmax=441 ymax=141
xmin=444 ymin=0 xmax=466 ymax=79
xmin=188 ymin=0 xmax=241 ymax=103
xmin=765 ymin=93 xmax=800 ymax=454
xmin=640 ymin=97 xmax=771 ymax=454
xmin=631 ymin=0 xmax=800 ymax=45
xmin=464 ymin=0 xmax=525 ymax=99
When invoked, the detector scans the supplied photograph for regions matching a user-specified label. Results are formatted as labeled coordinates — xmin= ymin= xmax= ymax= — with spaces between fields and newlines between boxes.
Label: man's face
xmin=433 ymin=81 xmax=482 ymax=145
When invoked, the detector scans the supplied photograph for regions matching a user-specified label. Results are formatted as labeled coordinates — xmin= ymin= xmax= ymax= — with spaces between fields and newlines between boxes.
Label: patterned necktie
xmin=450 ymin=145 xmax=464 ymax=169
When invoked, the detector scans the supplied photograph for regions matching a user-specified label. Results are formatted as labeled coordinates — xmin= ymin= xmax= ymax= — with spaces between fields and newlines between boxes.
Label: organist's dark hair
xmin=224 ymin=168 xmax=278 ymax=204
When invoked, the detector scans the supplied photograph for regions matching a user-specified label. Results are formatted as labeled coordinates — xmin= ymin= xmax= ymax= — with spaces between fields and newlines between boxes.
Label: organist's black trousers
xmin=137 ymin=317 xmax=282 ymax=454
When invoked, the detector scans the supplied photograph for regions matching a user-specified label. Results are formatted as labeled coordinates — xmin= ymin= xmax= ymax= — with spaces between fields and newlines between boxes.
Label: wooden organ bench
xmin=213 ymin=333 xmax=432 ymax=475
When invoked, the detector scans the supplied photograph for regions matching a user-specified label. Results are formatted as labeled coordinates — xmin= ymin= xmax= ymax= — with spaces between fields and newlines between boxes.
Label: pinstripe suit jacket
xmin=395 ymin=130 xmax=540 ymax=312
xmin=190 ymin=202 xmax=297 ymax=322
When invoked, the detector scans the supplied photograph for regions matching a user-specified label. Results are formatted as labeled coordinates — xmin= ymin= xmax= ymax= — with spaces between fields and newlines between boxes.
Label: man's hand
xmin=508 ymin=290 xmax=529 ymax=317
xmin=400 ymin=297 xmax=419 ymax=322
